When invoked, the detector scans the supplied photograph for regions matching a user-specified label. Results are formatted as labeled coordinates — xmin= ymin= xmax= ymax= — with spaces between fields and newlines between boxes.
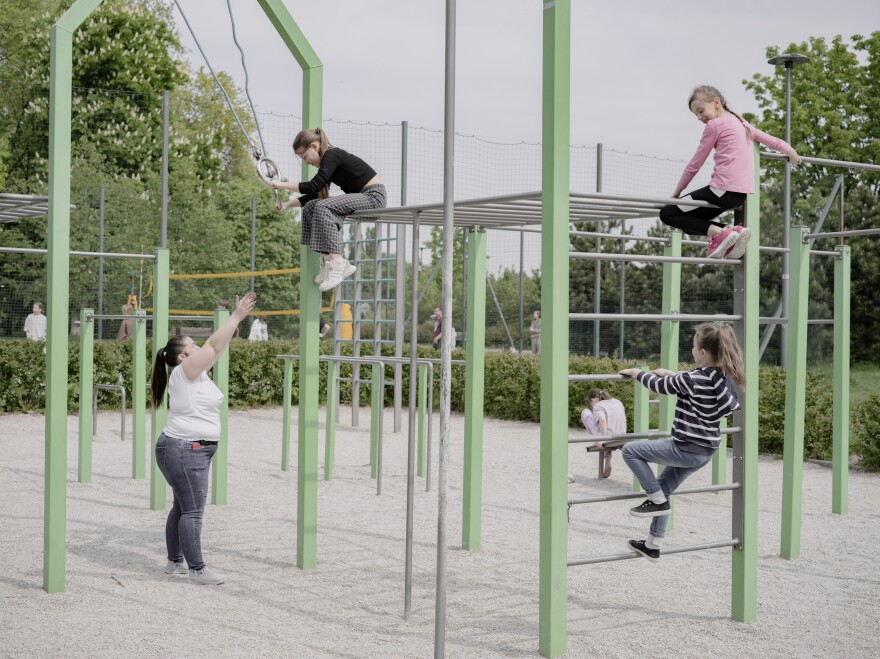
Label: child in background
xmin=660 ymin=85 xmax=801 ymax=259
xmin=618 ymin=323 xmax=744 ymax=561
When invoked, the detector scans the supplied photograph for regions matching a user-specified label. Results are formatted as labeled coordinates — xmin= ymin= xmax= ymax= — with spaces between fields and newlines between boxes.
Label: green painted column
xmin=659 ymin=230 xmax=682 ymax=429
xmin=832 ymin=245 xmax=851 ymax=515
xmin=538 ymin=0 xmax=570 ymax=655
xmin=132 ymin=310 xmax=147 ymax=479
xmin=632 ymin=366 xmax=648 ymax=492
xmin=77 ymin=309 xmax=94 ymax=484
xmin=150 ymin=249 xmax=169 ymax=511
xmin=44 ymin=0 xmax=106 ymax=593
xmin=281 ymin=358 xmax=293 ymax=472
xmin=324 ymin=360 xmax=337 ymax=480
xmin=211 ymin=309 xmax=230 ymax=505
xmin=257 ymin=0 xmax=322 ymax=571
xmin=781 ymin=226 xmax=811 ymax=560
xmin=463 ymin=229 xmax=487 ymax=550
xmin=712 ymin=416 xmax=728 ymax=487
xmin=731 ymin=144 xmax=761 ymax=622
xmin=417 ymin=364 xmax=428 ymax=477
xmin=370 ymin=363 xmax=381 ymax=479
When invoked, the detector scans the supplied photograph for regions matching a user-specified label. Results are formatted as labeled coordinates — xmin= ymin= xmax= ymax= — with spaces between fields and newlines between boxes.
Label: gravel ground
xmin=1 ymin=406 xmax=877 ymax=658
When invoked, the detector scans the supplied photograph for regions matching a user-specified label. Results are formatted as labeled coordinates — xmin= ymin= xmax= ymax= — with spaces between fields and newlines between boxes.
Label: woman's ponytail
xmin=150 ymin=338 xmax=187 ymax=407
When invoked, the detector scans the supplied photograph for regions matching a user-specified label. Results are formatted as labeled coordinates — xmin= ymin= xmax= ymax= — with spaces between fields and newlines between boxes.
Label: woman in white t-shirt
xmin=584 ymin=388 xmax=627 ymax=479
xmin=151 ymin=291 xmax=256 ymax=585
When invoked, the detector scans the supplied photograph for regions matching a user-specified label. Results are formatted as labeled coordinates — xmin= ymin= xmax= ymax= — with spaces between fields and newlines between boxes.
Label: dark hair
xmin=694 ymin=323 xmax=746 ymax=389
xmin=150 ymin=336 xmax=188 ymax=407
xmin=586 ymin=388 xmax=611 ymax=408
xmin=292 ymin=127 xmax=333 ymax=200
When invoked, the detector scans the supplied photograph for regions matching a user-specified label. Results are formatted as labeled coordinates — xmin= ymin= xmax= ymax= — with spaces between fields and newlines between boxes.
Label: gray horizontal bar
xmin=169 ymin=315 xmax=215 ymax=322
xmin=810 ymin=250 xmax=839 ymax=257
xmin=805 ymin=228 xmax=880 ymax=241
xmin=760 ymin=151 xmax=880 ymax=172
xmin=570 ymin=251 xmax=740 ymax=266
xmin=569 ymin=430 xmax=669 ymax=445
xmin=84 ymin=314 xmax=149 ymax=321
xmin=0 ymin=246 xmax=156 ymax=259
xmin=569 ymin=482 xmax=740 ymax=506
xmin=567 ymin=538 xmax=740 ymax=566
xmin=570 ymin=230 xmax=671 ymax=244
xmin=570 ymin=313 xmax=741 ymax=322
xmin=568 ymin=373 xmax=638 ymax=383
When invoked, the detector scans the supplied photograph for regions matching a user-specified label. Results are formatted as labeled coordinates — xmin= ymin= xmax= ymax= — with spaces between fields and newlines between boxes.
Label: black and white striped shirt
xmin=636 ymin=367 xmax=740 ymax=455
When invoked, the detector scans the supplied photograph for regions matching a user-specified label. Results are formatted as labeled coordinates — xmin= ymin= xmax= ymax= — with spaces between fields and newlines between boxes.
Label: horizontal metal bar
xmin=94 ymin=384 xmax=125 ymax=392
xmin=569 ymin=430 xmax=669 ymax=445
xmin=84 ymin=314 xmax=149 ymax=321
xmin=810 ymin=250 xmax=839 ymax=257
xmin=570 ymin=230 xmax=670 ymax=244
xmin=570 ymin=313 xmax=741 ymax=322
xmin=570 ymin=251 xmax=739 ymax=266
xmin=0 ymin=246 xmax=156 ymax=259
xmin=568 ymin=373 xmax=639 ymax=383
xmin=760 ymin=151 xmax=880 ymax=172
xmin=567 ymin=538 xmax=740 ymax=566
xmin=569 ymin=482 xmax=741 ymax=506
xmin=805 ymin=228 xmax=880 ymax=241
xmin=168 ymin=315 xmax=215 ymax=322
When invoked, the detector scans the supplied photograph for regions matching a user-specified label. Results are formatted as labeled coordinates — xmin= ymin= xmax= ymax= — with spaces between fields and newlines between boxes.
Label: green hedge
xmin=0 ymin=338 xmax=838 ymax=459
xmin=853 ymin=395 xmax=880 ymax=471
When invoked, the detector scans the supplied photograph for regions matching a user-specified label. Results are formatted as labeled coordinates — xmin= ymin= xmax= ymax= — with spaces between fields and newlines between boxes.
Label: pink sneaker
xmin=725 ymin=225 xmax=752 ymax=259
xmin=706 ymin=226 xmax=738 ymax=259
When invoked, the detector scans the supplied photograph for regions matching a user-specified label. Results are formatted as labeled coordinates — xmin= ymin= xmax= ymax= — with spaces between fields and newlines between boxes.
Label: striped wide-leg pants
xmin=300 ymin=184 xmax=387 ymax=254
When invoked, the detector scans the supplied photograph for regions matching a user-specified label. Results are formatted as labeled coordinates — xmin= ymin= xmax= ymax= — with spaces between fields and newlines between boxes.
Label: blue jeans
xmin=155 ymin=433 xmax=217 ymax=571
xmin=621 ymin=439 xmax=713 ymax=539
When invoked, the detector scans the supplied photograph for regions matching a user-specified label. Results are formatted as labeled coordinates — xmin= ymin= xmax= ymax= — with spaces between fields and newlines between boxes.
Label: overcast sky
xmin=169 ymin=0 xmax=879 ymax=162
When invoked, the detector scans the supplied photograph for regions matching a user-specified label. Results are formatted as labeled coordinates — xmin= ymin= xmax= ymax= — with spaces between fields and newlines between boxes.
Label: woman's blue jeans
xmin=621 ymin=439 xmax=713 ymax=539
xmin=155 ymin=433 xmax=217 ymax=571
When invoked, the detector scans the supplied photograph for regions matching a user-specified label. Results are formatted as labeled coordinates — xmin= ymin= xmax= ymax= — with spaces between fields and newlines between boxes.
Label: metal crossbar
xmin=569 ymin=251 xmax=740 ymax=266
xmin=569 ymin=482 xmax=741 ymax=506
xmin=0 ymin=246 xmax=155 ymax=260
xmin=570 ymin=313 xmax=741 ymax=323
xmin=568 ymin=538 xmax=740 ymax=566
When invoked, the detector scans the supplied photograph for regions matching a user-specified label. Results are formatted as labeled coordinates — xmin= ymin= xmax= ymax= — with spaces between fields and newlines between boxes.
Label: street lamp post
xmin=768 ymin=52 xmax=809 ymax=366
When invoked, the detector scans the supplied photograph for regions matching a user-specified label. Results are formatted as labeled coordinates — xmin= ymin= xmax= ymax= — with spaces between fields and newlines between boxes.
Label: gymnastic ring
xmin=255 ymin=156 xmax=282 ymax=188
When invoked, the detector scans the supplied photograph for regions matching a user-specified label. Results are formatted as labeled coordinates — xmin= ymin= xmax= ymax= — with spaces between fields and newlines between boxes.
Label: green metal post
xmin=712 ymin=416 xmax=728 ymax=487
xmin=538 ymin=1 xmax=570 ymax=655
xmin=132 ymin=310 xmax=147 ymax=479
xmin=781 ymin=226 xmax=811 ymax=560
xmin=255 ymin=0 xmax=322 ymax=568
xmin=463 ymin=228 xmax=487 ymax=550
xmin=77 ymin=309 xmax=94 ymax=483
xmin=150 ymin=248 xmax=169 ymax=511
xmin=731 ymin=144 xmax=761 ymax=622
xmin=632 ymin=366 xmax=648 ymax=492
xmin=281 ymin=359 xmax=293 ymax=471
xmin=417 ymin=364 xmax=428 ymax=477
xmin=370 ymin=363 xmax=381 ymax=479
xmin=324 ymin=360 xmax=337 ymax=480
xmin=832 ymin=245 xmax=851 ymax=514
xmin=659 ymin=230 xmax=682 ymax=429
xmin=211 ymin=309 xmax=230 ymax=505
xmin=44 ymin=0 xmax=105 ymax=593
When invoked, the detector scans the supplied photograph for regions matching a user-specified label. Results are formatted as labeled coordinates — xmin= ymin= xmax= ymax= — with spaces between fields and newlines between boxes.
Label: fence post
xmin=77 ymin=309 xmax=94 ymax=483
xmin=324 ymin=360 xmax=337 ymax=480
xmin=282 ymin=358 xmax=293 ymax=472
xmin=831 ymin=244 xmax=851 ymax=514
xmin=132 ymin=310 xmax=147 ymax=479
xmin=417 ymin=363 xmax=428 ymax=477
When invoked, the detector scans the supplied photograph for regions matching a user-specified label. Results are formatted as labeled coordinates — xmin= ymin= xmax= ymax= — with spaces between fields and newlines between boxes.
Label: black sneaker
xmin=629 ymin=499 xmax=671 ymax=517
xmin=628 ymin=539 xmax=660 ymax=562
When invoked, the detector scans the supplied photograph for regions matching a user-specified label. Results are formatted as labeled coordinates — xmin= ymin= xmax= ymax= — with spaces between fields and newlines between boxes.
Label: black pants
xmin=659 ymin=186 xmax=746 ymax=237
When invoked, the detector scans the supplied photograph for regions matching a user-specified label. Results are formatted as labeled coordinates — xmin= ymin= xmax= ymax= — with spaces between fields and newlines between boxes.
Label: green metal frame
xmin=150 ymin=249 xmax=170 ymax=511
xmin=538 ymin=0 xmax=570 ymax=655
xmin=462 ymin=228 xmax=487 ymax=549
xmin=832 ymin=245 xmax=851 ymax=514
xmin=211 ymin=308 xmax=230 ymax=505
xmin=781 ymin=225 xmax=811 ymax=559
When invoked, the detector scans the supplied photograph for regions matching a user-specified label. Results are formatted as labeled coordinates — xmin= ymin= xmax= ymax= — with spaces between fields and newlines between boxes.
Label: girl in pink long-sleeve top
xmin=659 ymin=85 xmax=801 ymax=259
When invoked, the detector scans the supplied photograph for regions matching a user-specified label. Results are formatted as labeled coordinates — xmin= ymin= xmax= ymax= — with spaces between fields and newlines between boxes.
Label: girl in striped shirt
xmin=618 ymin=323 xmax=744 ymax=561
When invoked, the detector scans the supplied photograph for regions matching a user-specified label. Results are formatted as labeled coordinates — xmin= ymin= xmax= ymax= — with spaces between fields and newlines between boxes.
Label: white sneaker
xmin=318 ymin=259 xmax=356 ymax=292
xmin=164 ymin=559 xmax=188 ymax=574
xmin=725 ymin=226 xmax=752 ymax=259
xmin=188 ymin=566 xmax=225 ymax=585
xmin=314 ymin=256 xmax=328 ymax=284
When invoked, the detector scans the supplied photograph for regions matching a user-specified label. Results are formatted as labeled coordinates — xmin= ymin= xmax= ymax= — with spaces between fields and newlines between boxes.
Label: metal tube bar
xmin=804 ymin=228 xmax=880 ymax=241
xmin=569 ymin=251 xmax=740 ymax=266
xmin=759 ymin=151 xmax=880 ymax=172
xmin=568 ymin=373 xmax=633 ymax=383
xmin=571 ymin=229 xmax=670 ymax=243
xmin=569 ymin=430 xmax=669 ymax=444
xmin=568 ymin=538 xmax=740 ymax=566
xmin=407 ymin=210 xmax=420 ymax=623
xmin=97 ymin=184 xmax=105 ymax=338
xmin=569 ymin=482 xmax=741 ymax=505
xmin=570 ymin=313 xmax=740 ymax=322
xmin=0 ymin=246 xmax=156 ymax=259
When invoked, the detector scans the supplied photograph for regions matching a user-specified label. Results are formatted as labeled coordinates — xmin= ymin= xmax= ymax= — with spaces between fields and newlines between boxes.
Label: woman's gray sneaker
xmin=188 ymin=567 xmax=225 ymax=585
xmin=164 ymin=559 xmax=188 ymax=574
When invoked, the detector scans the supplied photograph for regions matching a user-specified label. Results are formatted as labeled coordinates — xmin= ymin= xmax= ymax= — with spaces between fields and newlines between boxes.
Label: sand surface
xmin=1 ymin=406 xmax=877 ymax=657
